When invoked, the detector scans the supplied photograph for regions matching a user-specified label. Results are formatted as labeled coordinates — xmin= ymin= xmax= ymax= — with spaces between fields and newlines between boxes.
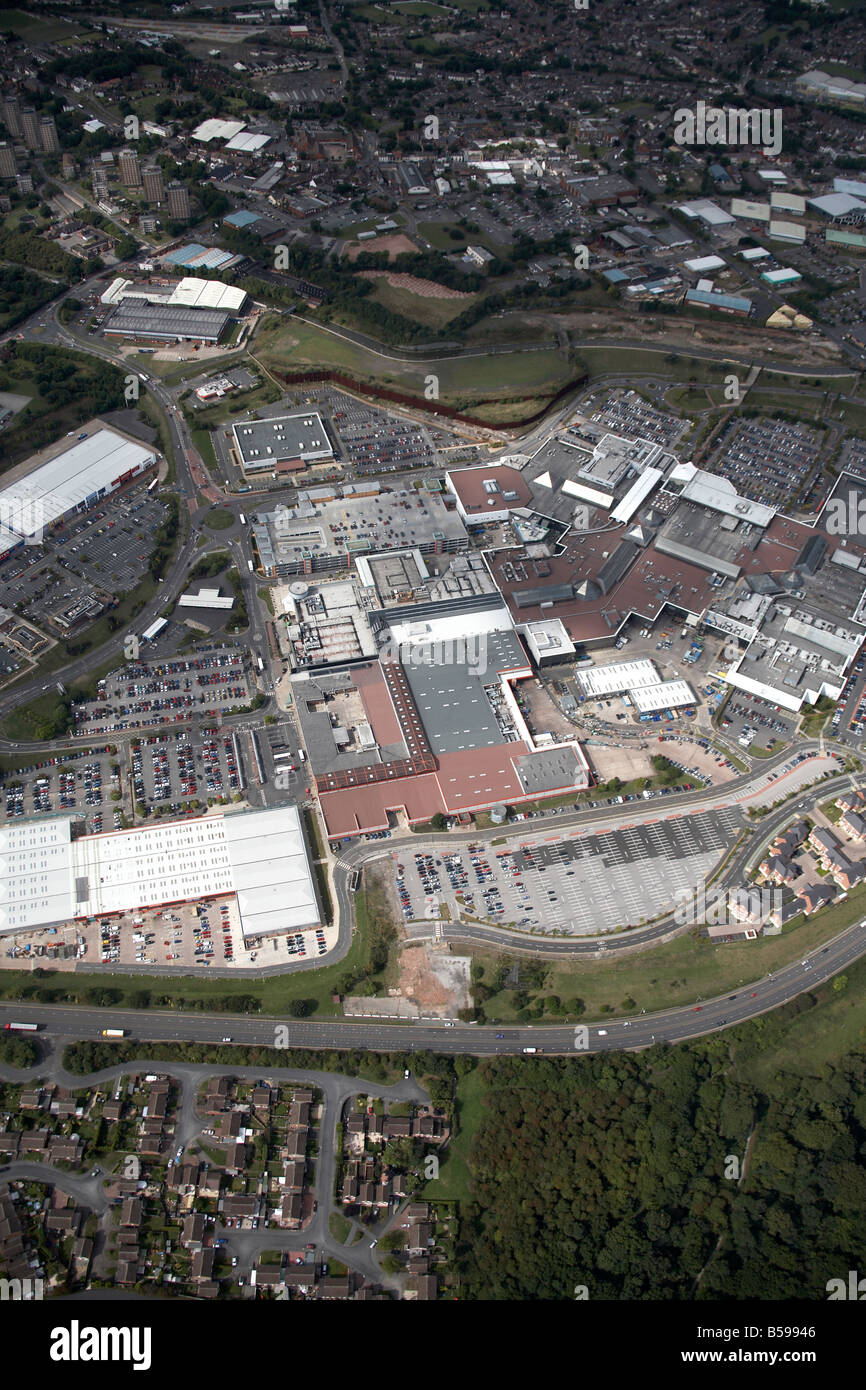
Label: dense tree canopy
xmin=458 ymin=1004 xmax=866 ymax=1300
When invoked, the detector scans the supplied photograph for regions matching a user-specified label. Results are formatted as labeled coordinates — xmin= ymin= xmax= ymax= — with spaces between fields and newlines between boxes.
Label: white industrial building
xmin=770 ymin=191 xmax=805 ymax=216
xmin=677 ymin=199 xmax=735 ymax=227
xmin=0 ymin=805 xmax=319 ymax=942
xmin=683 ymin=255 xmax=726 ymax=273
xmin=761 ymin=267 xmax=801 ymax=286
xmin=576 ymin=659 xmax=660 ymax=699
xmin=142 ymin=617 xmax=168 ymax=642
xmin=385 ymin=599 xmax=520 ymax=657
xmin=178 ymin=587 xmax=234 ymax=610
xmin=731 ymin=198 xmax=770 ymax=222
xmin=192 ymin=118 xmax=246 ymax=143
xmin=629 ymin=679 xmax=696 ymax=714
xmin=195 ymin=376 xmax=237 ymax=401
xmin=768 ymin=219 xmax=806 ymax=244
xmin=0 ymin=428 xmax=156 ymax=557
xmin=834 ymin=177 xmax=866 ymax=198
xmin=576 ymin=661 xmax=696 ymax=714
xmin=808 ymin=192 xmax=866 ymax=219
xmin=225 ymin=131 xmax=271 ymax=153
xmin=101 ymin=276 xmax=249 ymax=315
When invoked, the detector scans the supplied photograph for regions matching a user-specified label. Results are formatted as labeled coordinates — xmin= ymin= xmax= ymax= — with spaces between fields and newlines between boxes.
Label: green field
xmin=329 ymin=1210 xmax=352 ymax=1242
xmin=393 ymin=1 xmax=450 ymax=13
xmin=741 ymin=388 xmax=835 ymax=422
xmin=0 ymin=350 xmax=128 ymax=475
xmin=577 ymin=345 xmax=748 ymax=383
xmin=333 ymin=218 xmax=380 ymax=237
xmin=255 ymin=316 xmax=574 ymax=420
xmin=191 ymin=427 xmax=217 ymax=472
xmin=423 ymin=1063 xmax=485 ymax=1202
xmin=183 ymin=376 xmax=279 ymax=431
xmin=0 ymin=648 xmax=127 ymax=743
xmin=461 ymin=876 xmax=866 ymax=1024
xmin=665 ymin=384 xmax=732 ymax=413
xmin=365 ymin=277 xmax=476 ymax=330
xmin=821 ymin=60 xmax=866 ymax=81
xmin=417 ymin=221 xmax=507 ymax=258
xmin=836 ymin=401 xmax=866 ymax=434
xmin=128 ymin=351 xmax=243 ymax=385
xmin=0 ymin=7 xmax=83 ymax=39
xmin=736 ymin=946 xmax=866 ymax=1082
xmin=760 ymin=367 xmax=859 ymax=392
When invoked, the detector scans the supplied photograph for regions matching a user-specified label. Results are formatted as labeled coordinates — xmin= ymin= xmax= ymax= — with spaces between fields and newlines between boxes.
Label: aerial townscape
xmin=2 ymin=0 xmax=866 ymax=1348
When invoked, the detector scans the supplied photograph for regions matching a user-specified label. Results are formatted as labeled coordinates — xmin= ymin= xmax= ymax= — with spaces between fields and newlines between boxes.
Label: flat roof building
xmin=192 ymin=118 xmax=246 ymax=143
xmin=519 ymin=619 xmax=576 ymax=666
xmin=685 ymin=287 xmax=752 ymax=316
xmin=0 ymin=805 xmax=318 ymax=941
xmin=232 ymin=413 xmax=333 ymax=473
xmin=0 ymin=427 xmax=155 ymax=550
xmin=141 ymin=617 xmax=168 ymax=642
xmin=677 ymin=199 xmax=735 ymax=226
xmin=808 ymin=192 xmax=866 ymax=219
xmin=446 ymin=464 xmax=532 ymax=524
xmin=178 ymin=587 xmax=234 ymax=610
xmin=296 ymin=597 xmax=591 ymax=839
xmin=761 ymin=267 xmax=802 ymax=286
xmin=103 ymin=302 xmax=230 ymax=343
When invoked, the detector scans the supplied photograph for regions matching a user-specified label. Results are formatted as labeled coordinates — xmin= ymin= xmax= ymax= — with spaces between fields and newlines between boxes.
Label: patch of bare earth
xmin=357 ymin=270 xmax=473 ymax=300
xmin=345 ymin=233 xmax=418 ymax=262
xmin=396 ymin=943 xmax=454 ymax=1011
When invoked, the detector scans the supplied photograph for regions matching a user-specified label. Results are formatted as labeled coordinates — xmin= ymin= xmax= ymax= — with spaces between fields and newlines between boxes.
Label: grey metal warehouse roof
xmin=404 ymin=659 xmax=504 ymax=754
xmin=402 ymin=629 xmax=529 ymax=755
xmin=103 ymin=302 xmax=229 ymax=341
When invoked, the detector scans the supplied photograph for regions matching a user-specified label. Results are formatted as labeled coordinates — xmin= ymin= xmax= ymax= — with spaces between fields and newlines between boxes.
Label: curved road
xmin=1 ymin=269 xmax=863 ymax=1050
xmin=0 ymin=896 xmax=862 ymax=1051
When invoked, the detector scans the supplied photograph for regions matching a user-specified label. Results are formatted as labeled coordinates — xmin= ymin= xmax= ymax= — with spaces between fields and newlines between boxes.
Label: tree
xmin=288 ymin=998 xmax=317 ymax=1018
